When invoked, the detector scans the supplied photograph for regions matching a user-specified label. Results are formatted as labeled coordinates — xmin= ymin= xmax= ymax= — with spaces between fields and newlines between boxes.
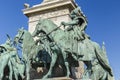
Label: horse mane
xmin=38 ymin=19 xmax=58 ymax=34
xmin=24 ymin=30 xmax=33 ymax=41
xmin=22 ymin=30 xmax=36 ymax=49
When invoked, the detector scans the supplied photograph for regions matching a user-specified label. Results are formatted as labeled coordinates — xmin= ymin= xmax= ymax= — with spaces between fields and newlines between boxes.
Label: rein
xmin=17 ymin=31 xmax=24 ymax=43
xmin=39 ymin=25 xmax=62 ymax=37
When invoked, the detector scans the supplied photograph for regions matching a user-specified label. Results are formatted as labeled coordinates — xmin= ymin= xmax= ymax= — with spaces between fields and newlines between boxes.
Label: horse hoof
xmin=65 ymin=75 xmax=70 ymax=78
xmin=42 ymin=75 xmax=48 ymax=79
xmin=43 ymin=75 xmax=52 ymax=79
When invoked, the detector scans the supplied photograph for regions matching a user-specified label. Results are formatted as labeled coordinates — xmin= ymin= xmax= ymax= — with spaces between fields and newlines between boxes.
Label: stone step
xmin=34 ymin=77 xmax=72 ymax=80
xmin=34 ymin=78 xmax=92 ymax=80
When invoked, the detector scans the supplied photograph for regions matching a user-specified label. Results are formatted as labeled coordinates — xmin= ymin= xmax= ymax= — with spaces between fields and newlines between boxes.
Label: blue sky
xmin=0 ymin=0 xmax=120 ymax=79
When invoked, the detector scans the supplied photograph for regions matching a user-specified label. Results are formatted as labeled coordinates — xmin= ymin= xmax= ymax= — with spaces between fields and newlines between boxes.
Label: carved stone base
xmin=33 ymin=77 xmax=92 ymax=80
xmin=34 ymin=77 xmax=72 ymax=80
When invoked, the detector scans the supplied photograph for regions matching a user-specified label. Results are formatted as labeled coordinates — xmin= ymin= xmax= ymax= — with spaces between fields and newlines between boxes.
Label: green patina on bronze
xmin=0 ymin=35 xmax=25 ymax=80
xmin=0 ymin=7 xmax=113 ymax=80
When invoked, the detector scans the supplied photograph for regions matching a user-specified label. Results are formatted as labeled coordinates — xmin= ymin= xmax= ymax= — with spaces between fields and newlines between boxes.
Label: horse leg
xmin=43 ymin=52 xmax=57 ymax=79
xmin=20 ymin=74 xmax=25 ymax=80
xmin=65 ymin=62 xmax=70 ymax=77
xmin=19 ymin=66 xmax=25 ymax=80
xmin=101 ymin=72 xmax=107 ymax=80
xmin=20 ymin=70 xmax=25 ymax=80
xmin=14 ymin=71 xmax=18 ymax=80
xmin=0 ymin=73 xmax=3 ymax=80
xmin=8 ymin=61 xmax=13 ymax=80
xmin=0 ymin=64 xmax=6 ymax=80
xmin=0 ymin=68 xmax=4 ymax=80
xmin=82 ymin=61 xmax=92 ymax=79
xmin=62 ymin=52 xmax=70 ymax=77
xmin=26 ymin=60 xmax=30 ymax=80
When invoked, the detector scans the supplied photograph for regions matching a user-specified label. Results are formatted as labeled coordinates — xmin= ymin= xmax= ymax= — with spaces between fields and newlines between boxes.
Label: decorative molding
xmin=29 ymin=9 xmax=69 ymax=22
xmin=23 ymin=0 xmax=76 ymax=17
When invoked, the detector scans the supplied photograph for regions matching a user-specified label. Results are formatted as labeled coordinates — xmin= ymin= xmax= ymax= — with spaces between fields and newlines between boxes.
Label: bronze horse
xmin=14 ymin=28 xmax=42 ymax=80
xmin=32 ymin=19 xmax=113 ymax=79
xmin=32 ymin=19 xmax=74 ymax=78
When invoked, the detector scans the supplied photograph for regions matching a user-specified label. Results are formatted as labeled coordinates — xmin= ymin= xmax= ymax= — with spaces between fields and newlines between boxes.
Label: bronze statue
xmin=60 ymin=7 xmax=113 ymax=79
xmin=32 ymin=7 xmax=113 ymax=79
xmin=32 ymin=19 xmax=74 ymax=78
xmin=61 ymin=7 xmax=89 ymax=41
xmin=78 ymin=37 xmax=113 ymax=79
xmin=0 ymin=36 xmax=18 ymax=80
xmin=0 ymin=5 xmax=114 ymax=80
xmin=14 ymin=27 xmax=43 ymax=80
xmin=60 ymin=7 xmax=90 ymax=63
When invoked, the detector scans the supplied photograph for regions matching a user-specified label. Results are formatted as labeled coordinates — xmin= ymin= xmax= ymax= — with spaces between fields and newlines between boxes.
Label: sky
xmin=0 ymin=0 xmax=120 ymax=79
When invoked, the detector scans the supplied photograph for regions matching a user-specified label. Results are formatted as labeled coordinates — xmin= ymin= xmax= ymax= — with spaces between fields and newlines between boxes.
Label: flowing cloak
xmin=95 ymin=49 xmax=113 ymax=77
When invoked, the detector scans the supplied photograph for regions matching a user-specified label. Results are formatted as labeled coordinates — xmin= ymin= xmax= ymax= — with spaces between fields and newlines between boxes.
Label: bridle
xmin=15 ymin=30 xmax=24 ymax=44
xmin=39 ymin=25 xmax=61 ymax=38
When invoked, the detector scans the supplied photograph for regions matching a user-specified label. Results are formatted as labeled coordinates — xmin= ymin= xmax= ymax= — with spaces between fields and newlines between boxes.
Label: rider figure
xmin=1 ymin=37 xmax=14 ymax=53
xmin=61 ymin=7 xmax=90 ymax=56
xmin=0 ymin=36 xmax=20 ymax=63
xmin=34 ymin=32 xmax=52 ymax=64
xmin=61 ymin=7 xmax=89 ymax=41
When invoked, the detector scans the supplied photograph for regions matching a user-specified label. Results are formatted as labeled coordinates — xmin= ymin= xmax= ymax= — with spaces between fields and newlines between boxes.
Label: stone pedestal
xmin=23 ymin=0 xmax=78 ymax=33
xmin=23 ymin=0 xmax=84 ymax=79
xmin=34 ymin=77 xmax=72 ymax=80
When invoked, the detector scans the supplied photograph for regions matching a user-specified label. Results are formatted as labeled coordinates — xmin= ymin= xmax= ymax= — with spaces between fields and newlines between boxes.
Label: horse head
xmin=14 ymin=27 xmax=25 ymax=45
xmin=32 ymin=20 xmax=42 ymax=37
xmin=32 ymin=19 xmax=57 ymax=36
xmin=32 ymin=19 xmax=49 ymax=37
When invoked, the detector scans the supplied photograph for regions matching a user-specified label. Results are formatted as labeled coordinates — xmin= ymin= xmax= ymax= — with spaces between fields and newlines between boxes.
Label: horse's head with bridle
xmin=14 ymin=27 xmax=25 ymax=45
